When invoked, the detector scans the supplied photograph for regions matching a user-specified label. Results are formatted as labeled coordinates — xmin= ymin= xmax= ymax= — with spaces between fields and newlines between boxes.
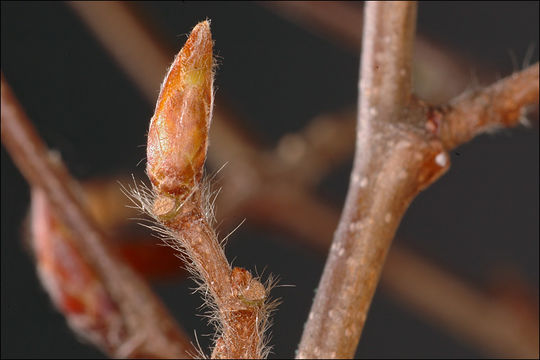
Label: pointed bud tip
xmin=181 ymin=20 xmax=213 ymax=78
xmin=147 ymin=21 xmax=215 ymax=196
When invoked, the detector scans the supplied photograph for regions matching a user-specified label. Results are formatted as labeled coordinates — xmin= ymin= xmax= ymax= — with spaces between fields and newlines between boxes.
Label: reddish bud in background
xmin=30 ymin=189 xmax=125 ymax=353
xmin=147 ymin=20 xmax=214 ymax=197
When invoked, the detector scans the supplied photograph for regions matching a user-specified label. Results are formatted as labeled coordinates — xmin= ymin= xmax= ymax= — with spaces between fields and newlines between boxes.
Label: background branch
xmin=1 ymin=75 xmax=193 ymax=358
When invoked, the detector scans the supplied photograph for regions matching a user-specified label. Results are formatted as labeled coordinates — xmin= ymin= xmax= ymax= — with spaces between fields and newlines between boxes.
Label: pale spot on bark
xmin=359 ymin=177 xmax=368 ymax=188
xmin=435 ymin=152 xmax=448 ymax=167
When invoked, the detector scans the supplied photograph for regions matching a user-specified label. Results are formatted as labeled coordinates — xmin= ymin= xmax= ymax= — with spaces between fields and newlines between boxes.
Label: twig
xmin=1 ymin=74 xmax=193 ymax=358
xmin=131 ymin=21 xmax=273 ymax=359
xmin=297 ymin=2 xmax=449 ymax=357
xmin=438 ymin=62 xmax=539 ymax=150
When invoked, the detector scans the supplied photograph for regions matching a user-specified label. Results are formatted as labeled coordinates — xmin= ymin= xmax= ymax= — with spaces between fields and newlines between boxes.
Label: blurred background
xmin=1 ymin=1 xmax=538 ymax=358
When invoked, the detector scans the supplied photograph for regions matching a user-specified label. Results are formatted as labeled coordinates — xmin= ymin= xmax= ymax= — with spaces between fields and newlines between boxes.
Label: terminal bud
xmin=147 ymin=21 xmax=214 ymax=197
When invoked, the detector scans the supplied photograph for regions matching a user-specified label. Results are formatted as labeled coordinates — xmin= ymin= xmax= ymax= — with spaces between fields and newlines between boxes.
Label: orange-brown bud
xmin=30 ymin=189 xmax=125 ymax=352
xmin=147 ymin=21 xmax=214 ymax=196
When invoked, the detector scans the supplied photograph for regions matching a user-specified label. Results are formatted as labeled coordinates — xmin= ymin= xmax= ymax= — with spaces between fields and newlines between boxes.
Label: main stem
xmin=297 ymin=2 xmax=449 ymax=358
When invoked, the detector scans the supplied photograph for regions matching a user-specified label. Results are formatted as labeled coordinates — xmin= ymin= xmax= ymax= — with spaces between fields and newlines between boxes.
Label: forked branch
xmin=297 ymin=2 xmax=538 ymax=358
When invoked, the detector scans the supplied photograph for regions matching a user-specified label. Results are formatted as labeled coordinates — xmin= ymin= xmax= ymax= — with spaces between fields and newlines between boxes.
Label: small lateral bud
xmin=147 ymin=21 xmax=214 ymax=197
xmin=230 ymin=267 xmax=266 ymax=307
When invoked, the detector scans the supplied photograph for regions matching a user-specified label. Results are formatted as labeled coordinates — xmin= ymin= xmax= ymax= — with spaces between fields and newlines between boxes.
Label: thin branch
xmin=297 ymin=2 xmax=451 ymax=358
xmin=1 ymin=74 xmax=193 ymax=358
xmin=438 ymin=62 xmax=539 ymax=150
xmin=126 ymin=20 xmax=273 ymax=359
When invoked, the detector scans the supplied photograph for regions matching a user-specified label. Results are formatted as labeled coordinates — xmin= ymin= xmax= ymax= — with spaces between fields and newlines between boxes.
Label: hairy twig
xmin=1 ymin=74 xmax=193 ymax=358
xmin=438 ymin=62 xmax=539 ymax=150
xmin=125 ymin=21 xmax=274 ymax=359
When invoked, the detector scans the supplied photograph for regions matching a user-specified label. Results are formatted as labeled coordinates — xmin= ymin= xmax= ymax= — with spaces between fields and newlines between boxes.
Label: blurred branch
xmin=273 ymin=109 xmax=356 ymax=188
xmin=1 ymin=74 xmax=193 ymax=358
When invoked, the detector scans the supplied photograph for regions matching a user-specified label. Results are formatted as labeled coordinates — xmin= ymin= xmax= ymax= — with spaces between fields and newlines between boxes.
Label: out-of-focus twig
xmin=1 ymin=74 xmax=193 ymax=358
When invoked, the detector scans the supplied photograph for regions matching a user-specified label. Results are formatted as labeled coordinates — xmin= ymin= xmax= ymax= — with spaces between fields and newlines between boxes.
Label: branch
xmin=438 ymin=63 xmax=539 ymax=150
xmin=1 ymin=74 xmax=193 ymax=358
xmin=297 ymin=2 xmax=450 ymax=358
xmin=129 ymin=21 xmax=273 ymax=359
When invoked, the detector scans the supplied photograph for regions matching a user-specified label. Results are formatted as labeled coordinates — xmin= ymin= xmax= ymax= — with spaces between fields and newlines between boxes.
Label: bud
xmin=147 ymin=21 xmax=214 ymax=196
xmin=30 ymin=189 xmax=125 ymax=352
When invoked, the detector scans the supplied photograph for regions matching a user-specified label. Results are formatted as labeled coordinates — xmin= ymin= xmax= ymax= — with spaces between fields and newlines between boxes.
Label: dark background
xmin=1 ymin=2 xmax=538 ymax=358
